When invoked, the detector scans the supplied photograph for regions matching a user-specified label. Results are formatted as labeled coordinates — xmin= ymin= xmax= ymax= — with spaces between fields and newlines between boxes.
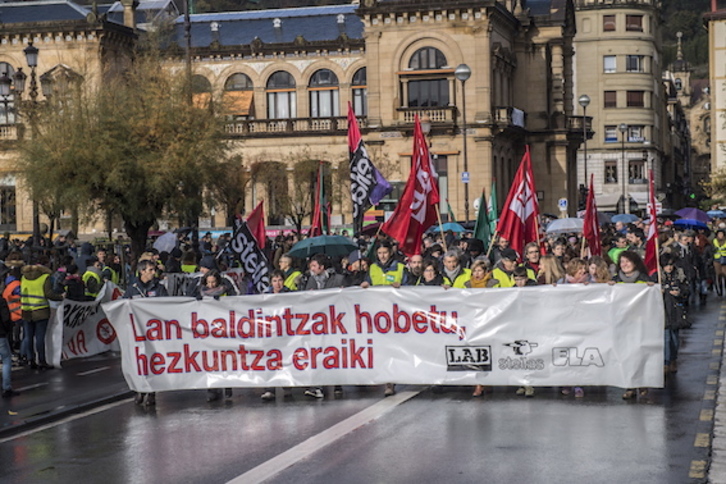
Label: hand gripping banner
xmin=103 ymin=284 xmax=665 ymax=393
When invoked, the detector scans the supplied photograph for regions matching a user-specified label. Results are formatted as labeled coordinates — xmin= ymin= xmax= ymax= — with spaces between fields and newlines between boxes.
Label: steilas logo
xmin=445 ymin=345 xmax=492 ymax=372
xmin=499 ymin=340 xmax=545 ymax=371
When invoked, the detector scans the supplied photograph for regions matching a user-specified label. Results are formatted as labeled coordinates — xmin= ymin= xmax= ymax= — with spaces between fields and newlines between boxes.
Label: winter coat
xmin=21 ymin=264 xmax=63 ymax=321
xmin=124 ymin=277 xmax=169 ymax=299
xmin=661 ymin=267 xmax=690 ymax=330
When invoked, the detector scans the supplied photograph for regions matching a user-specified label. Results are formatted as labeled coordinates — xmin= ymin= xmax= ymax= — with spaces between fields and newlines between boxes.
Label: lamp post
xmin=578 ymin=94 xmax=590 ymax=185
xmin=0 ymin=72 xmax=11 ymax=125
xmin=619 ymin=123 xmax=629 ymax=214
xmin=455 ymin=63 xmax=471 ymax=223
xmin=18 ymin=42 xmax=41 ymax=242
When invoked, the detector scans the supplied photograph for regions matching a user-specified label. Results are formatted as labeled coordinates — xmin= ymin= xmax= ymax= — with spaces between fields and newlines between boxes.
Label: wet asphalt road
xmin=0 ymin=297 xmax=723 ymax=484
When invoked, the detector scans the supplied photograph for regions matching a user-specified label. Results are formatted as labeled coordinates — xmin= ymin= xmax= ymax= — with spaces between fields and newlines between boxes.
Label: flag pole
xmin=435 ymin=205 xmax=448 ymax=252
xmin=485 ymin=231 xmax=499 ymax=260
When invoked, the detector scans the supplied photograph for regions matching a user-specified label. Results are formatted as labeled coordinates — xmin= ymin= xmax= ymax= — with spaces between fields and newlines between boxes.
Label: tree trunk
xmin=124 ymin=219 xmax=154 ymax=271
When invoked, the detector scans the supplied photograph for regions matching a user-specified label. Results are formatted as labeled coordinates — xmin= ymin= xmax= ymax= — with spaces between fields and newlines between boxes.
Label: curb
xmin=0 ymin=389 xmax=134 ymax=440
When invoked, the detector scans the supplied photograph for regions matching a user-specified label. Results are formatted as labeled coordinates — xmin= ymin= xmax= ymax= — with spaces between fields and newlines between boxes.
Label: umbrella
xmin=611 ymin=213 xmax=639 ymax=224
xmin=546 ymin=218 xmax=584 ymax=234
xmin=288 ymin=235 xmax=357 ymax=258
xmin=428 ymin=222 xmax=466 ymax=233
xmin=152 ymin=232 xmax=177 ymax=253
xmin=578 ymin=211 xmax=611 ymax=226
xmin=708 ymin=210 xmax=726 ymax=219
xmin=673 ymin=219 xmax=710 ymax=231
xmin=675 ymin=207 xmax=709 ymax=224
xmin=359 ymin=222 xmax=382 ymax=237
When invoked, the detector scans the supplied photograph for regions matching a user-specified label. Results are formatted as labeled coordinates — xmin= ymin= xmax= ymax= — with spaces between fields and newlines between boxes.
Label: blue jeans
xmin=0 ymin=337 xmax=12 ymax=390
xmin=665 ymin=329 xmax=680 ymax=364
xmin=22 ymin=319 xmax=49 ymax=365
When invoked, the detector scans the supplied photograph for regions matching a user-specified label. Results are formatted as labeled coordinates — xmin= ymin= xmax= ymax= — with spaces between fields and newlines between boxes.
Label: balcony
xmin=396 ymin=106 xmax=457 ymax=125
xmin=493 ymin=107 xmax=526 ymax=129
xmin=567 ymin=115 xmax=593 ymax=141
xmin=0 ymin=124 xmax=20 ymax=141
xmin=224 ymin=116 xmax=367 ymax=137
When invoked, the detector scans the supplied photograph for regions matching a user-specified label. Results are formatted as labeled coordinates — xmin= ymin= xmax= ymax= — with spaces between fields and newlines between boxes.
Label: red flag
xmin=246 ymin=200 xmax=266 ymax=250
xmin=582 ymin=174 xmax=601 ymax=256
xmin=644 ymin=169 xmax=659 ymax=276
xmin=309 ymin=162 xmax=325 ymax=237
xmin=381 ymin=115 xmax=440 ymax=256
xmin=495 ymin=146 xmax=540 ymax=258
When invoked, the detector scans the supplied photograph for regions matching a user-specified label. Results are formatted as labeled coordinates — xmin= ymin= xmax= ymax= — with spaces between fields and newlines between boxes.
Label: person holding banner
xmin=200 ymin=270 xmax=235 ymax=403
xmin=418 ymin=260 xmax=447 ymax=287
xmin=489 ymin=248 xmax=519 ymax=288
xmin=279 ymin=254 xmax=303 ymax=291
xmin=260 ymin=270 xmax=292 ymax=402
xmin=441 ymin=250 xmax=471 ymax=288
xmin=0 ymin=293 xmax=18 ymax=398
xmin=364 ymin=240 xmax=405 ymax=289
xmin=124 ymin=259 xmax=168 ymax=407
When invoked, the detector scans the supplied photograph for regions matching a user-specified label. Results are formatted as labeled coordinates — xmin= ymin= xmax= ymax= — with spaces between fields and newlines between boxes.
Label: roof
xmin=174 ymin=4 xmax=364 ymax=48
xmin=0 ymin=0 xmax=90 ymax=24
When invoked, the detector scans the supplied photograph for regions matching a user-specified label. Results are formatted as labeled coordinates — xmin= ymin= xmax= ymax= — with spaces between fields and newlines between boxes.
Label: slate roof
xmin=0 ymin=0 xmax=90 ymax=24
xmin=174 ymin=4 xmax=363 ymax=48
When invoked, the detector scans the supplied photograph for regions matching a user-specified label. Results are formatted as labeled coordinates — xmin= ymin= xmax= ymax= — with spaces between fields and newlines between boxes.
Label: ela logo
xmin=552 ymin=347 xmax=605 ymax=367
xmin=446 ymin=345 xmax=492 ymax=372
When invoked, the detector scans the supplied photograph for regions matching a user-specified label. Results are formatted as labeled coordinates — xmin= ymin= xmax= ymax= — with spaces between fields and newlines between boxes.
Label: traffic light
xmin=578 ymin=184 xmax=588 ymax=211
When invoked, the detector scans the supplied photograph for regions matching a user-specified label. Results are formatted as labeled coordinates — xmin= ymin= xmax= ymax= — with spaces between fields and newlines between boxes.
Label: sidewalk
xmin=0 ymin=352 xmax=132 ymax=438
xmin=709 ymin=302 xmax=726 ymax=482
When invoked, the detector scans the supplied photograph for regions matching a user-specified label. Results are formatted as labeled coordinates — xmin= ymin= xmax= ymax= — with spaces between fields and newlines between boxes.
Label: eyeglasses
xmin=424 ymin=268 xmax=436 ymax=273
xmin=526 ymin=251 xmax=539 ymax=255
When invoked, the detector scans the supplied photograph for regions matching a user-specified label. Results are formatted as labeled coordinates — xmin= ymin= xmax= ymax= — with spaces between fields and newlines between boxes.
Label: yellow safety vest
xmin=490 ymin=267 xmax=515 ymax=288
xmin=443 ymin=268 xmax=472 ymax=288
xmin=82 ymin=270 xmax=102 ymax=298
xmin=369 ymin=263 xmax=404 ymax=286
xmin=106 ymin=266 xmax=120 ymax=285
xmin=284 ymin=271 xmax=302 ymax=291
xmin=21 ymin=274 xmax=50 ymax=312
xmin=181 ymin=264 xmax=197 ymax=274
xmin=714 ymin=239 xmax=726 ymax=260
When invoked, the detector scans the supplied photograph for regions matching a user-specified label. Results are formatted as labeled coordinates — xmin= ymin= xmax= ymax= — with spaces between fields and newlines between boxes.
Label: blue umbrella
xmin=675 ymin=207 xmax=709 ymax=224
xmin=707 ymin=210 xmax=726 ymax=219
xmin=611 ymin=213 xmax=639 ymax=224
xmin=428 ymin=222 xmax=466 ymax=233
xmin=288 ymin=235 xmax=358 ymax=258
xmin=673 ymin=218 xmax=709 ymax=231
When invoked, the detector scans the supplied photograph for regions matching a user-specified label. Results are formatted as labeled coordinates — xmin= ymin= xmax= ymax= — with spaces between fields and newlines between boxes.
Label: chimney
xmin=121 ymin=0 xmax=138 ymax=30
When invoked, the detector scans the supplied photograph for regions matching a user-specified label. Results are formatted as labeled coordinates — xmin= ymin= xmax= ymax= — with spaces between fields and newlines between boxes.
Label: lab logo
xmin=504 ymin=340 xmax=539 ymax=356
xmin=552 ymin=347 xmax=605 ymax=367
xmin=499 ymin=340 xmax=544 ymax=371
xmin=446 ymin=345 xmax=492 ymax=372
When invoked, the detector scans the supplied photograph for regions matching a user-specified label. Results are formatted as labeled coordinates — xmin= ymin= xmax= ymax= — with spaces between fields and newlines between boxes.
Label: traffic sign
xmin=558 ymin=198 xmax=568 ymax=210
xmin=461 ymin=172 xmax=470 ymax=183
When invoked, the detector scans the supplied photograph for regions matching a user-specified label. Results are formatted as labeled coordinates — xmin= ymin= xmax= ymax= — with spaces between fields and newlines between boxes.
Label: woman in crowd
xmin=199 ymin=270 xmax=233 ymax=402
xmin=559 ymin=258 xmax=590 ymax=285
xmin=465 ymin=260 xmax=491 ymax=288
xmin=537 ymin=255 xmax=565 ymax=285
xmin=611 ymin=250 xmax=653 ymax=400
xmin=587 ymin=256 xmax=612 ymax=283
xmin=419 ymin=259 xmax=447 ymax=287
xmin=660 ymin=253 xmax=689 ymax=376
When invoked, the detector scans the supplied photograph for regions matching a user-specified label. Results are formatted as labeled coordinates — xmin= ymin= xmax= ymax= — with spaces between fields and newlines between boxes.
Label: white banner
xmin=47 ymin=283 xmax=124 ymax=367
xmin=102 ymin=284 xmax=665 ymax=392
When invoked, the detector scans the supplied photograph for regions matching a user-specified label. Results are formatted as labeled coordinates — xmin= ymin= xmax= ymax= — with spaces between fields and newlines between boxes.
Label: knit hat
xmin=500 ymin=248 xmax=518 ymax=261
xmin=348 ymin=250 xmax=362 ymax=265
xmin=199 ymin=255 xmax=217 ymax=270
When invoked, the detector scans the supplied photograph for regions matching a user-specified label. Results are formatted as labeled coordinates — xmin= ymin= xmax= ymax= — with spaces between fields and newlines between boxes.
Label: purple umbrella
xmin=675 ymin=207 xmax=709 ymax=224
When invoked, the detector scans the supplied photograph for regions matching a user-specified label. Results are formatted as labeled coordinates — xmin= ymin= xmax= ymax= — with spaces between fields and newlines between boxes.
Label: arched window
xmin=402 ymin=47 xmax=450 ymax=107
xmin=309 ymin=69 xmax=339 ymax=118
xmin=0 ymin=62 xmax=17 ymax=124
xmin=191 ymin=75 xmax=211 ymax=110
xmin=224 ymin=73 xmax=254 ymax=119
xmin=351 ymin=68 xmax=367 ymax=116
xmin=266 ymin=71 xmax=296 ymax=119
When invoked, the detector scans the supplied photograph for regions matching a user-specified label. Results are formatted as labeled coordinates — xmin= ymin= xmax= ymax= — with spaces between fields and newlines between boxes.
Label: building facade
xmin=706 ymin=0 xmax=726 ymax=177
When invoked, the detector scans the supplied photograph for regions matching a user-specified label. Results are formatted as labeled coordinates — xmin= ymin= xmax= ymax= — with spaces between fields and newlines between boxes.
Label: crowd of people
xmin=0 ymin=212 xmax=716 ymax=404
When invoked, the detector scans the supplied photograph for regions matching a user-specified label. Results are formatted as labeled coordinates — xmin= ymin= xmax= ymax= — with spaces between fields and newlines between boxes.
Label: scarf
xmin=469 ymin=276 xmax=488 ymax=288
xmin=444 ymin=266 xmax=462 ymax=283
xmin=312 ymin=271 xmax=329 ymax=289
xmin=618 ymin=270 xmax=641 ymax=284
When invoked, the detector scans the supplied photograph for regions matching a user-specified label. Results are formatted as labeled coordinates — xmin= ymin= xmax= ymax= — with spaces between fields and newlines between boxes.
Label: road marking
xmin=0 ymin=397 xmax=134 ymax=444
xmin=700 ymin=409 xmax=714 ymax=421
xmin=76 ymin=366 xmax=111 ymax=376
xmin=713 ymin=349 xmax=723 ymax=357
xmin=715 ymin=339 xmax=724 ymax=347
xmin=15 ymin=382 xmax=47 ymax=392
xmin=705 ymin=390 xmax=716 ymax=400
xmin=708 ymin=375 xmax=719 ymax=385
xmin=695 ymin=433 xmax=711 ymax=447
xmin=690 ymin=460 xmax=707 ymax=479
xmin=228 ymin=390 xmax=422 ymax=484
xmin=711 ymin=362 xmax=721 ymax=371
xmin=717 ymin=330 xmax=725 ymax=337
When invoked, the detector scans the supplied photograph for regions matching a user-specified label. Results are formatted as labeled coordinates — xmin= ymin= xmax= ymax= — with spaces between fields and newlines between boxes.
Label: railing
xmin=493 ymin=106 xmax=526 ymax=128
xmin=396 ymin=106 xmax=457 ymax=124
xmin=0 ymin=124 xmax=20 ymax=141
xmin=568 ymin=115 xmax=593 ymax=132
xmin=224 ymin=116 xmax=366 ymax=136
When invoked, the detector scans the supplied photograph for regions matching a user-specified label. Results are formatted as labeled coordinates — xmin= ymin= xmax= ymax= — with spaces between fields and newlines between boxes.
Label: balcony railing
xmin=568 ymin=115 xmax=593 ymax=132
xmin=396 ymin=106 xmax=457 ymax=125
xmin=224 ymin=116 xmax=367 ymax=136
xmin=0 ymin=124 xmax=20 ymax=141
xmin=493 ymin=106 xmax=526 ymax=128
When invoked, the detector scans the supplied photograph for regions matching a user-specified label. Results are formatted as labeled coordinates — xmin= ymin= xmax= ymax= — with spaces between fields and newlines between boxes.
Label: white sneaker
xmin=384 ymin=383 xmax=396 ymax=397
xmin=304 ymin=388 xmax=324 ymax=399
xmin=261 ymin=391 xmax=275 ymax=401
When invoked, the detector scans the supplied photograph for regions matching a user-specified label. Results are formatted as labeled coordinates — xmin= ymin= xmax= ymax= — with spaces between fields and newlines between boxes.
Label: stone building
xmin=705 ymin=0 xmax=726 ymax=178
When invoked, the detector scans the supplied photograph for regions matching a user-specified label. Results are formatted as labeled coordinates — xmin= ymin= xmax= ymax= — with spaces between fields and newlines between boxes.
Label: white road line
xmin=76 ymin=366 xmax=111 ymax=376
xmin=15 ymin=382 xmax=48 ymax=392
xmin=0 ymin=398 xmax=134 ymax=444
xmin=228 ymin=389 xmax=422 ymax=484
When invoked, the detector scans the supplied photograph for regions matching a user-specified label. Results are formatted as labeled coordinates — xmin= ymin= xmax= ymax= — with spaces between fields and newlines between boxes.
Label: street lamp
xmin=455 ymin=63 xmax=471 ymax=223
xmin=619 ymin=123 xmax=629 ymax=214
xmin=578 ymin=94 xmax=590 ymax=185
xmin=20 ymin=42 xmax=41 ymax=242
xmin=0 ymin=72 xmax=11 ymax=125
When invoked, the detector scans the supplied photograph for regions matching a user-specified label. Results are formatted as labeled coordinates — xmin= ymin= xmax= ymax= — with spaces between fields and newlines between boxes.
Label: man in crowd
xmin=279 ymin=254 xmax=302 ymax=291
xmin=403 ymin=254 xmax=424 ymax=286
xmin=489 ymin=236 xmax=510 ymax=267
xmin=82 ymin=256 xmax=104 ymax=301
xmin=489 ymin=248 xmax=519 ymax=288
xmin=442 ymin=250 xmax=471 ymax=288
xmin=521 ymin=242 xmax=540 ymax=280
xmin=626 ymin=228 xmax=646 ymax=259
xmin=608 ymin=233 xmax=629 ymax=265
xmin=364 ymin=240 xmax=405 ymax=289
xmin=124 ymin=259 xmax=168 ymax=407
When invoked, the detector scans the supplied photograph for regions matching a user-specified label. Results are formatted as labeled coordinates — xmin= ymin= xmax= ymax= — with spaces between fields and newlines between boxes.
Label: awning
xmin=629 ymin=191 xmax=649 ymax=208
xmin=595 ymin=192 xmax=621 ymax=211
xmin=222 ymin=90 xmax=254 ymax=117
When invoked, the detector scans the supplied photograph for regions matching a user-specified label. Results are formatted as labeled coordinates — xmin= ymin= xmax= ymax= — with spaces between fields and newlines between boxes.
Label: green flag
xmin=446 ymin=199 xmax=458 ymax=224
xmin=473 ymin=188 xmax=491 ymax=246
xmin=488 ymin=180 xmax=498 ymax=234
